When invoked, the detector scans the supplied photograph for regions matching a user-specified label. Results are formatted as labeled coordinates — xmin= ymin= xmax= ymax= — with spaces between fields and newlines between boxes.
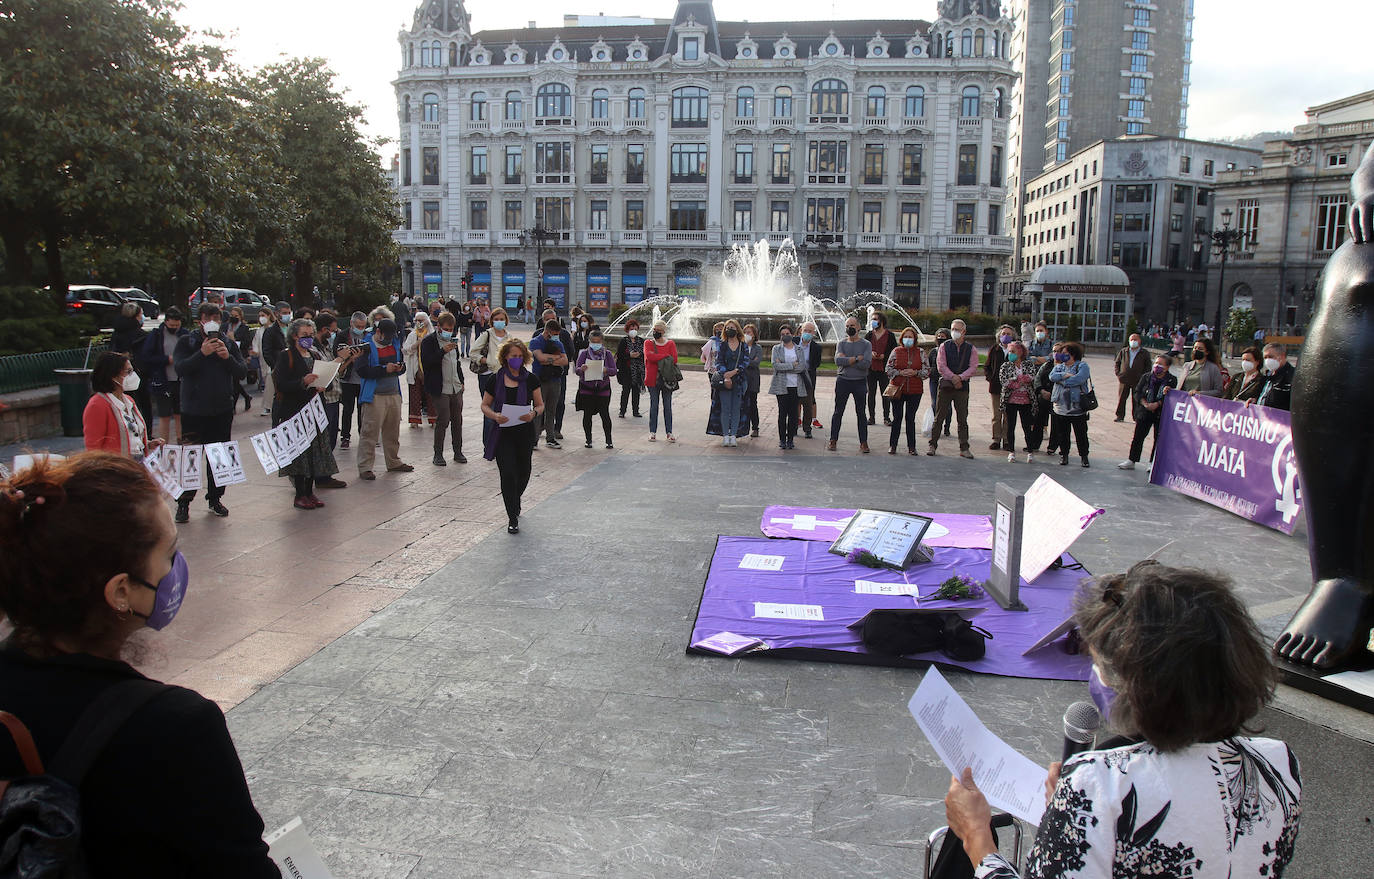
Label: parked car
xmin=111 ymin=287 xmax=161 ymax=320
xmin=189 ymin=286 xmax=269 ymax=317
xmin=61 ymin=285 xmax=125 ymax=325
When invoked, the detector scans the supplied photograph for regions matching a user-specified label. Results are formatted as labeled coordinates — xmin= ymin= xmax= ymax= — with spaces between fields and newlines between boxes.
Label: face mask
xmin=628 ymin=329 xmax=639 ymax=338
xmin=352 ymin=326 xmax=365 ymax=337
xmin=999 ymin=334 xmax=1013 ymax=345
xmin=259 ymin=316 xmax=270 ymax=326
xmin=1193 ymin=350 xmax=1205 ymax=361
xmin=1089 ymin=663 xmax=1118 ymax=724
xmin=725 ymin=329 xmax=738 ymax=339
xmin=1241 ymin=359 xmax=1256 ymax=373
xmin=1007 ymin=351 xmax=1018 ymax=362
xmin=801 ymin=332 xmax=813 ymax=343
xmin=298 ymin=337 xmax=314 ymax=349
xmin=743 ymin=334 xmax=753 ymax=344
xmin=492 ymin=320 xmax=506 ymax=330
xmin=590 ymin=342 xmax=603 ymax=352
xmin=131 ymin=551 xmax=189 ymax=631
xmin=870 ymin=320 xmax=879 ymax=330
xmin=951 ymin=330 xmax=964 ymax=341
xmin=201 ymin=321 xmax=220 ymax=334
xmin=1129 ymin=339 xmax=1140 ymax=349
xmin=507 ymin=356 xmax=523 ymax=372
xmin=902 ymin=337 xmax=915 ymax=348
xmin=1055 ymin=352 xmax=1070 ymax=363
xmin=1263 ymin=357 xmax=1280 ymax=372
xmin=439 ymin=330 xmax=454 ymax=341
xmin=122 ymin=372 xmax=141 ymax=392
xmin=780 ymin=334 xmax=793 ymax=344
xmin=653 ymin=331 xmax=664 ymax=340
xmin=1035 ymin=331 xmax=1046 ymax=341
xmin=580 ymin=322 xmax=588 ymax=329
xmin=1152 ymin=365 xmax=1166 ymax=377
xmin=279 ymin=315 xmax=291 ymax=325
xmin=846 ymin=326 xmax=858 ymax=337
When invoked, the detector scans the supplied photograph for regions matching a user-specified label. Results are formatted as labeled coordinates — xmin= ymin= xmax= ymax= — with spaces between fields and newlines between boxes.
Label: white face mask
xmin=1035 ymin=331 xmax=1046 ymax=341
xmin=259 ymin=316 xmax=270 ymax=326
xmin=628 ymin=329 xmax=639 ymax=338
xmin=1241 ymin=359 xmax=1257 ymax=373
xmin=1129 ymin=339 xmax=1139 ymax=349
xmin=202 ymin=321 xmax=221 ymax=334
xmin=1263 ymin=357 xmax=1280 ymax=372
xmin=950 ymin=330 xmax=964 ymax=341
xmin=122 ymin=372 xmax=141 ymax=391
xmin=743 ymin=334 xmax=753 ymax=344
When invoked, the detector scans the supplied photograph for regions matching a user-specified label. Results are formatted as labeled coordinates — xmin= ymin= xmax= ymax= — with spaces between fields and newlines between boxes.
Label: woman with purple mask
xmin=480 ymin=337 xmax=544 ymax=534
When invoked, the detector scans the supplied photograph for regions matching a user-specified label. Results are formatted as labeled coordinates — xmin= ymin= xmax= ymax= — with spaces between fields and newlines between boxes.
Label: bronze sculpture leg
xmin=1276 ymin=241 xmax=1374 ymax=667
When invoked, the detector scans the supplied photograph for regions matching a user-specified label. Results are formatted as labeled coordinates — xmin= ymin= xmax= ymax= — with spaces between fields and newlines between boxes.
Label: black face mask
xmin=1193 ymin=350 xmax=1206 ymax=361
xmin=653 ymin=331 xmax=664 ymax=340
xmin=846 ymin=326 xmax=858 ymax=337
xmin=725 ymin=329 xmax=737 ymax=339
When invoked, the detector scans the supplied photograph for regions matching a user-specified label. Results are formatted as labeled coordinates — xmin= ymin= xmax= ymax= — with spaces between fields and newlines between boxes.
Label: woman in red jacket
xmin=643 ymin=319 xmax=679 ymax=443
xmin=83 ymin=352 xmax=161 ymax=460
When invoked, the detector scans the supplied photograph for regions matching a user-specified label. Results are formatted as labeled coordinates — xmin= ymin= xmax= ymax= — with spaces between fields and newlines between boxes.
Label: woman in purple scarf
xmin=481 ymin=337 xmax=544 ymax=533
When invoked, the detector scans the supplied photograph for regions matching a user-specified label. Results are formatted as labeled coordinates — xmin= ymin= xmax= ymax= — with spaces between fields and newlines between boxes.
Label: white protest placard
xmin=1019 ymin=474 xmax=1103 ymax=582
xmin=753 ymin=602 xmax=824 ymax=621
xmin=739 ymin=553 xmax=785 ymax=572
xmin=177 ymin=445 xmax=203 ymax=491
xmin=583 ymin=358 xmax=605 ymax=381
xmin=265 ymin=817 xmax=334 ymax=879
xmin=142 ymin=449 xmax=178 ymax=498
xmin=161 ymin=444 xmax=183 ymax=488
xmin=266 ymin=427 xmax=293 ymax=466
xmin=250 ymin=433 xmax=281 ymax=475
xmin=204 ymin=441 xmax=248 ymax=486
xmin=909 ymin=666 xmax=1049 ymax=825
xmin=308 ymin=394 xmax=328 ymax=432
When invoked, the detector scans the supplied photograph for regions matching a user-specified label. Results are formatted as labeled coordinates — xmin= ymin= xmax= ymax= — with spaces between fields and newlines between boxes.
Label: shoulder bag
xmin=655 ymin=346 xmax=682 ymax=392
xmin=1080 ymin=375 xmax=1099 ymax=412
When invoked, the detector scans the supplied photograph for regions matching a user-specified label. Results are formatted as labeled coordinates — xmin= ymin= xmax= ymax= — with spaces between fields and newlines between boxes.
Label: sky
xmin=174 ymin=0 xmax=1369 ymax=162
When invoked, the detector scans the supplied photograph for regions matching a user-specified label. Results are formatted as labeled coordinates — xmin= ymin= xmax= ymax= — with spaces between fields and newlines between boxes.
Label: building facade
xmin=1207 ymin=90 xmax=1374 ymax=335
xmin=1004 ymin=0 xmax=1194 ymax=281
xmin=1011 ymin=135 xmax=1260 ymax=325
xmin=393 ymin=0 xmax=1015 ymax=315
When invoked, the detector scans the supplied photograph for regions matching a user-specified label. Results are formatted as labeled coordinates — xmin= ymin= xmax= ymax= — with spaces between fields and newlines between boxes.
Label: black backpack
xmin=0 ymin=680 xmax=165 ymax=878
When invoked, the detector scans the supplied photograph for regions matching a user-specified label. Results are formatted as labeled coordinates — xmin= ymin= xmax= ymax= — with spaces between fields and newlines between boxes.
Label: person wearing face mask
xmin=1255 ymin=343 xmax=1295 ymax=410
xmin=985 ymin=324 xmax=1015 ymax=451
xmin=530 ymin=317 xmax=571 ymax=448
xmin=1222 ymin=347 xmax=1264 ymax=404
xmin=944 ymin=561 xmax=1299 ymax=879
xmin=572 ymin=312 xmax=598 ymax=363
xmin=574 ymin=329 xmax=618 ymax=449
xmin=171 ymin=303 xmax=246 ymax=522
xmin=258 ymin=301 xmax=291 ymax=415
xmin=354 ymin=317 xmax=414 ymax=480
xmin=225 ymin=307 xmax=254 ymax=413
xmin=1113 ymin=333 xmax=1151 ymax=422
xmin=533 ymin=308 xmax=576 ymax=440
xmin=482 ymin=338 xmax=545 ymax=533
xmin=925 ymin=328 xmax=953 ymax=439
xmin=769 ymin=323 xmax=806 ymax=449
xmin=470 ymin=307 xmax=512 ymax=446
xmin=0 ymin=453 xmax=282 ymax=877
xmin=455 ymin=299 xmax=474 ymax=356
xmin=312 ymin=313 xmax=354 ymax=458
xmin=740 ymin=323 xmax=764 ymax=438
xmin=83 ymin=352 xmax=161 ymax=460
xmin=249 ymin=307 xmax=274 ymax=413
xmin=136 ymin=307 xmax=189 ymax=445
xmin=273 ymin=318 xmax=344 ymax=509
xmin=1118 ymin=354 xmax=1178 ymax=470
xmin=644 ymin=320 xmax=679 ymax=443
xmin=1029 ymin=341 xmax=1063 ymax=456
xmin=714 ymin=319 xmax=749 ymax=447
xmin=796 ymin=322 xmax=824 ymax=438
xmin=615 ymin=318 xmax=645 ymax=418
xmin=928 ymin=319 xmax=979 ymax=458
xmin=420 ymin=312 xmax=467 ymax=465
xmin=702 ymin=321 xmax=726 ymax=438
xmin=997 ymin=340 xmax=1038 ymax=463
xmin=1048 ymin=341 xmax=1093 ymax=467
xmin=864 ymin=312 xmax=895 ymax=426
xmin=1027 ymin=322 xmax=1053 ymax=366
xmin=829 ymin=316 xmax=874 ymax=453
xmin=884 ymin=327 xmax=928 ymax=455
xmin=335 ymin=311 xmax=370 ymax=449
xmin=402 ymin=312 xmax=437 ymax=428
xmin=1178 ymin=336 xmax=1224 ymax=397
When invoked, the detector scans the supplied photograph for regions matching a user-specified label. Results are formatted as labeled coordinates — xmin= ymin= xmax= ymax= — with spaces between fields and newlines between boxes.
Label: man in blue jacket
xmin=354 ymin=317 xmax=414 ymax=480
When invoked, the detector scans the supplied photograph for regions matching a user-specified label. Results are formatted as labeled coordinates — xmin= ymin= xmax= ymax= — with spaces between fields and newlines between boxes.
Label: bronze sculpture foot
xmin=1274 ymin=578 xmax=1374 ymax=668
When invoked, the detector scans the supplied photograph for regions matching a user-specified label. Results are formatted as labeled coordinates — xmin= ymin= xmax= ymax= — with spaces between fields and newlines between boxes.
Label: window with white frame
xmin=1316 ymin=195 xmax=1348 ymax=251
xmin=1236 ymin=198 xmax=1260 ymax=248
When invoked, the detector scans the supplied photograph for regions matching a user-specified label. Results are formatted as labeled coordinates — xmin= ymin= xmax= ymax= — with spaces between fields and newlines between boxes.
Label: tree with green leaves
xmin=1065 ymin=313 xmax=1082 ymax=342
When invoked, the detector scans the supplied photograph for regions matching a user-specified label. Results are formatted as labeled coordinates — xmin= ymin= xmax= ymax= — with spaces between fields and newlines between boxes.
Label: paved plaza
xmin=6 ymin=341 xmax=1371 ymax=876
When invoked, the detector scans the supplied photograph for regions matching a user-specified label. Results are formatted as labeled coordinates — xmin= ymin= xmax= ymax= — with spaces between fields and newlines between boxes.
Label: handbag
xmin=468 ymin=332 xmax=490 ymax=376
xmin=858 ymin=610 xmax=992 ymax=661
xmin=882 ymin=381 xmax=901 ymax=399
xmin=1080 ymin=378 xmax=1099 ymax=412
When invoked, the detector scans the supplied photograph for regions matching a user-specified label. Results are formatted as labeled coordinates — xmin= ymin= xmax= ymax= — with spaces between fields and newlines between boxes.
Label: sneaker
xmin=811 ymin=418 xmax=823 ymax=429
xmin=990 ymin=441 xmax=1002 ymax=451
xmin=340 ymin=437 xmax=351 ymax=449
xmin=584 ymin=441 xmax=593 ymax=448
xmin=388 ymin=463 xmax=415 ymax=472
xmin=433 ymin=455 xmax=448 ymax=466
xmin=545 ymin=439 xmax=561 ymax=449
xmin=1117 ymin=460 xmax=1136 ymax=470
xmin=507 ymin=519 xmax=520 ymax=534
xmin=785 ymin=441 xmax=796 ymax=450
xmin=1081 ymin=457 xmax=1091 ymax=468
xmin=926 ymin=447 xmax=937 ymax=456
xmin=867 ymin=416 xmax=876 ymax=425
xmin=359 ymin=470 xmax=376 ymax=480
xmin=667 ymin=434 xmax=676 ymax=443
xmin=605 ymin=442 xmax=613 ymax=449
xmin=1007 ymin=453 xmax=1016 ymax=463
xmin=859 ymin=443 xmax=871 ymax=454
xmin=750 ymin=429 xmax=760 ymax=438
xmin=259 ymin=409 xmax=270 ymax=417
xmin=826 ymin=440 xmax=837 ymax=451
xmin=316 ymin=477 xmax=348 ymax=489
xmin=889 ymin=446 xmax=897 ymax=455
xmin=803 ymin=430 xmax=813 ymax=439
xmin=1113 ymin=416 xmax=1126 ymax=422
xmin=959 ymin=450 xmax=975 ymax=459
xmin=174 ymin=502 xmax=189 ymax=524
xmin=779 ymin=441 xmax=787 ymax=450
xmin=1025 ymin=452 xmax=1033 ymax=463
xmin=555 ymin=431 xmax=563 ymax=440
xmin=455 ymin=454 xmax=467 ymax=464
xmin=633 ymin=412 xmax=643 ymax=418
xmin=618 ymin=412 xmax=626 ymax=418
xmin=207 ymin=500 xmax=229 ymax=517
xmin=1059 ymin=455 xmax=1069 ymax=466
xmin=649 ymin=434 xmax=657 ymax=442
xmin=721 ymin=437 xmax=729 ymax=447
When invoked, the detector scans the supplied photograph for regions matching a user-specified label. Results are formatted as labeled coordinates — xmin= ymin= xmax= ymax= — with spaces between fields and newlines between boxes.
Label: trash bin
xmin=54 ymin=368 xmax=93 ymax=437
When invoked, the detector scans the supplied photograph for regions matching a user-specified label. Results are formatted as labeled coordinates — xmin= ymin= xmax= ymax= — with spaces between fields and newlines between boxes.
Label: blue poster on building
xmin=470 ymin=268 xmax=492 ymax=303
xmin=587 ymin=269 xmax=611 ymax=313
xmin=623 ymin=268 xmax=647 ymax=306
xmin=502 ymin=269 xmax=524 ymax=311
xmin=423 ymin=270 xmax=443 ymax=306
xmin=674 ymin=267 xmax=700 ymax=300
xmin=543 ymin=269 xmax=569 ymax=310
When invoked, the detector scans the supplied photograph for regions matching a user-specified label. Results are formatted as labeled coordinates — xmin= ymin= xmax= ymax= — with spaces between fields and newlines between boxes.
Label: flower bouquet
xmin=931 ymin=573 xmax=985 ymax=601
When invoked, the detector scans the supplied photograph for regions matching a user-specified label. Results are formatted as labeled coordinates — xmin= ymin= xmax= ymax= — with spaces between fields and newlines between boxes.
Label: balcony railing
xmin=729 ymin=231 xmax=755 ymax=244
xmin=862 ymin=116 xmax=888 ymax=127
xmin=901 ymin=117 xmax=926 ymax=128
xmin=617 ymin=230 xmax=646 ymax=245
xmin=765 ymin=232 xmax=794 ymax=246
xmin=662 ymin=230 xmax=710 ymax=244
xmin=497 ymin=230 xmax=523 ymax=246
xmin=896 ymin=233 xmax=925 ymax=249
xmin=856 ymin=232 xmax=886 ymax=248
xmin=394 ymin=230 xmax=450 ymax=246
xmin=582 ymin=230 xmax=610 ymax=245
xmin=958 ymin=117 xmax=982 ymax=130
xmin=500 ymin=119 xmax=525 ymax=131
xmin=587 ymin=118 xmax=611 ymax=129
xmin=466 ymin=119 xmax=490 ymax=132
xmin=463 ymin=230 xmax=489 ymax=245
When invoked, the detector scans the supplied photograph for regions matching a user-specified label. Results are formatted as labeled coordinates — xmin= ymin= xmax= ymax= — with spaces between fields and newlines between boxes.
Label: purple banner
xmin=762 ymin=506 xmax=993 ymax=549
xmin=1148 ymin=390 xmax=1302 ymax=534
xmin=689 ymin=536 xmax=1091 ymax=681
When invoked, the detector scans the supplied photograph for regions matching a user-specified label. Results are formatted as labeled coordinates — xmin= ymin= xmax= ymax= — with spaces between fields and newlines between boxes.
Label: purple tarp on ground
xmin=761 ymin=506 xmax=994 ymax=549
xmin=689 ymin=536 xmax=1092 ymax=681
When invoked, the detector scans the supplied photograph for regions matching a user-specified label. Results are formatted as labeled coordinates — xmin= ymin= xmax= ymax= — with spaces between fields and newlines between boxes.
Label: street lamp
xmin=802 ymin=230 xmax=844 ymax=298
xmin=1196 ymin=207 xmax=1246 ymax=345
xmin=520 ymin=225 xmax=558 ymax=304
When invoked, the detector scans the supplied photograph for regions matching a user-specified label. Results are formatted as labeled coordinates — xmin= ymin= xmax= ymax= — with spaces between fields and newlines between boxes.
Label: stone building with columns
xmin=393 ymin=0 xmax=1015 ymax=317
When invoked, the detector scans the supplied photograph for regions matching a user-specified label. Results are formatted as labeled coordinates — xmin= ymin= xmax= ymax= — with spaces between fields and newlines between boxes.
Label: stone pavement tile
xmin=314 ymin=842 xmax=421 ymax=879
xmin=360 ymin=704 xmax=559 ymax=760
xmin=707 ymin=833 xmax=920 ymax=879
xmin=374 ymin=644 xmax=551 ymax=688
xmin=170 ymin=629 xmax=333 ymax=708
xmin=423 ymin=678 xmax=604 ymax=718
xmin=224 ymin=681 xmax=342 ymax=763
xmin=593 ymin=692 xmax=829 ymax=742
xmin=346 ymin=668 xmax=445 ymax=707
xmin=304 ymin=790 xmax=525 ymax=863
xmin=253 ymin=730 xmax=452 ymax=796
xmin=541 ymin=652 xmax=789 ymax=707
xmin=407 ymin=858 xmax=581 ymax=879
xmin=503 ymin=809 xmax=719 ymax=879
xmin=351 ymin=596 xmax=460 ymax=640
xmin=423 ymin=752 xmax=606 ymax=811
xmin=810 ymin=780 xmax=942 ymax=848
xmin=279 ymin=634 xmax=408 ymax=689
xmin=376 ymin=505 xmax=459 ymax=533
xmin=267 ymin=583 xmax=409 ymax=637
xmin=588 ymin=763 xmax=826 ymax=834
xmin=533 ymin=725 xmax=705 ymax=775
xmin=243 ymin=775 xmax=354 ymax=834
xmin=237 ymin=557 xmax=378 ymax=605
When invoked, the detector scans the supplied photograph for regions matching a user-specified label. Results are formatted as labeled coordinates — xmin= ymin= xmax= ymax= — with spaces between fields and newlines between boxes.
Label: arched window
xmin=961 ymin=85 xmax=981 ymax=117
xmin=626 ymin=87 xmax=646 ymax=119
xmin=961 ymin=29 xmax=972 ymax=56
xmin=904 ymin=85 xmax=925 ymax=118
xmin=991 ymin=31 xmax=1000 ymax=59
xmin=865 ymin=85 xmax=886 ymax=118
xmin=422 ymin=92 xmax=440 ymax=122
xmin=536 ymin=82 xmax=572 ymax=118
xmin=772 ymin=86 xmax=793 ymax=118
xmin=504 ymin=90 xmax=523 ymax=120
xmin=671 ymin=86 xmax=709 ymax=127
xmin=590 ymin=88 xmax=609 ymax=119
xmin=449 ymin=42 xmax=458 ymax=66
xmin=809 ymin=78 xmax=849 ymax=116
xmin=407 ymin=44 xmax=414 ymax=67
xmin=932 ymin=33 xmax=942 ymax=58
xmin=995 ymin=87 xmax=1006 ymax=119
xmin=419 ymin=42 xmax=431 ymax=66
xmin=735 ymin=86 xmax=755 ymax=118
xmin=470 ymin=91 xmax=487 ymax=121
xmin=974 ymin=29 xmax=985 ymax=57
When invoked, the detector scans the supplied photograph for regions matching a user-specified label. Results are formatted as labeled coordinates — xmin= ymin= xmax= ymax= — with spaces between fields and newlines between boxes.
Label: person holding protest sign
xmin=172 ymin=303 xmax=245 ymax=523
xmin=274 ymin=318 xmax=344 ymax=509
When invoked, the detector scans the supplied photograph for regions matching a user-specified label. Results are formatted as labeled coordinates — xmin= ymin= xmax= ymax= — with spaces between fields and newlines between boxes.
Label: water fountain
xmin=602 ymin=238 xmax=932 ymax=348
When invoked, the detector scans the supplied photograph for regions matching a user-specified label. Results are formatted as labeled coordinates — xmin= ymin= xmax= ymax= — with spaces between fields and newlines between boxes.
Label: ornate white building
xmin=394 ymin=0 xmax=1016 ymax=315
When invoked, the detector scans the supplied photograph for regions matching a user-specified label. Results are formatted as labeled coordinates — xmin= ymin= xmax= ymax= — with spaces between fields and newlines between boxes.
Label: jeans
xmin=866 ymin=370 xmax=892 ymax=422
xmin=1128 ymin=409 xmax=1161 ymax=463
xmin=555 ymin=373 xmax=567 ymax=433
xmin=829 ymin=377 xmax=868 ymax=443
xmin=1004 ymin=402 xmax=1034 ymax=452
xmin=930 ymin=384 xmax=970 ymax=451
xmin=1050 ymin=411 xmax=1090 ymax=458
xmin=431 ymin=388 xmax=464 ymax=457
xmin=776 ymin=388 xmax=799 ymax=443
xmin=719 ymin=383 xmax=743 ymax=438
xmin=888 ymin=392 xmax=921 ymax=450
xmin=460 ymin=327 xmax=472 ymax=357
xmin=648 ymin=385 xmax=674 ymax=435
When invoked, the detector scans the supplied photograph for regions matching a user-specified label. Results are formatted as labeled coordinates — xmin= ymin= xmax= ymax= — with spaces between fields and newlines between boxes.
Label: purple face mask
xmin=1000 ymin=334 xmax=1013 ymax=345
xmin=298 ymin=337 xmax=314 ymax=349
xmin=132 ymin=551 xmax=189 ymax=631
xmin=507 ymin=356 xmax=524 ymax=372
xmin=1089 ymin=663 xmax=1118 ymax=724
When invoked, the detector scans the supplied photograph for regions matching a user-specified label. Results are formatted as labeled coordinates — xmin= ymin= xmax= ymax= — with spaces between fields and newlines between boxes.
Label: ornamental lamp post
xmin=520 ymin=225 xmax=558 ymax=305
xmin=1198 ymin=207 xmax=1246 ymax=348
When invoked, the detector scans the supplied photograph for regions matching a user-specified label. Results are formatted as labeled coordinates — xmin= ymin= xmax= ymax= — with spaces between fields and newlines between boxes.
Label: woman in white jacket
xmin=402 ymin=311 xmax=434 ymax=427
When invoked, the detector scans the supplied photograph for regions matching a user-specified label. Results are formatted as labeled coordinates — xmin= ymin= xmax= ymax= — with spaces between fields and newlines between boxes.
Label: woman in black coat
xmin=614 ymin=318 xmax=645 ymax=418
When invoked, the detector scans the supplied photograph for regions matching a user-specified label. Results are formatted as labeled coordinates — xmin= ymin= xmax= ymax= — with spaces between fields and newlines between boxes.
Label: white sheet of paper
xmin=265 ymin=817 xmax=335 ymax=879
xmin=177 ymin=445 xmax=203 ymax=491
xmin=1019 ymin=474 xmax=1101 ymax=582
xmin=142 ymin=449 xmax=177 ymax=498
xmin=250 ymin=433 xmax=280 ymax=475
xmin=854 ymin=579 xmax=920 ymax=597
xmin=308 ymin=394 xmax=329 ymax=431
xmin=498 ymin=404 xmax=533 ymax=427
xmin=308 ymin=359 xmax=339 ymax=388
xmin=753 ymin=602 xmax=824 ymax=621
xmin=993 ymin=504 xmax=1012 ymax=575
xmin=583 ymin=358 xmax=605 ymax=381
xmin=739 ymin=553 xmax=785 ymax=571
xmin=161 ymin=444 xmax=183 ymax=488
xmin=266 ymin=427 xmax=292 ymax=465
xmin=12 ymin=453 xmax=64 ymax=474
xmin=908 ymin=667 xmax=1049 ymax=825
xmin=204 ymin=441 xmax=248 ymax=486
xmin=1322 ymin=669 xmax=1374 ymax=700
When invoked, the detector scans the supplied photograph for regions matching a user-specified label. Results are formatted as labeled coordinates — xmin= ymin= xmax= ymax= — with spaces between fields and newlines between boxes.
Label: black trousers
xmin=494 ymin=427 xmax=534 ymax=523
xmin=743 ymin=391 xmax=760 ymax=431
xmin=291 ymin=475 xmax=315 ymax=498
xmin=618 ymin=383 xmax=642 ymax=416
xmin=1128 ymin=409 xmax=1161 ymax=463
xmin=1004 ymin=402 xmax=1035 ymax=452
xmin=340 ymin=383 xmax=363 ymax=440
xmin=830 ymin=378 xmax=868 ymax=443
xmin=581 ymin=394 xmax=613 ymax=444
xmin=1115 ymin=381 xmax=1133 ymax=419
xmin=888 ymin=392 xmax=921 ymax=450
xmin=866 ymin=370 xmax=892 ymax=421
xmin=1050 ymin=412 xmax=1090 ymax=458
xmin=776 ymin=388 xmax=799 ymax=442
xmin=176 ymin=411 xmax=233 ymax=504
xmin=1030 ymin=396 xmax=1053 ymax=451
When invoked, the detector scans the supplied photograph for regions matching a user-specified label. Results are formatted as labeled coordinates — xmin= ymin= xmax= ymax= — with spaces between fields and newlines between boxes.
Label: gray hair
xmin=351 ymin=311 xmax=368 ymax=325
xmin=288 ymin=317 xmax=316 ymax=342
xmin=120 ymin=301 xmax=142 ymax=318
xmin=369 ymin=305 xmax=394 ymax=324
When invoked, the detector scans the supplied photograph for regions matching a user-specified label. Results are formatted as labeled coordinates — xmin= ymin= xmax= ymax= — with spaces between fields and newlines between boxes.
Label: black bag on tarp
xmin=857 ymin=610 xmax=992 ymax=662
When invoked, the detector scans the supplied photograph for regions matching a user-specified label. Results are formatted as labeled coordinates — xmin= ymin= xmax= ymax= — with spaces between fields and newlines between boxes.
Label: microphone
xmin=1061 ymin=700 xmax=1101 ymax=764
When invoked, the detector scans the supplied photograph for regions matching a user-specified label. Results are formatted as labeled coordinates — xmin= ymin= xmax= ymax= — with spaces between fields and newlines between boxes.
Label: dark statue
xmin=1275 ymin=139 xmax=1374 ymax=668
